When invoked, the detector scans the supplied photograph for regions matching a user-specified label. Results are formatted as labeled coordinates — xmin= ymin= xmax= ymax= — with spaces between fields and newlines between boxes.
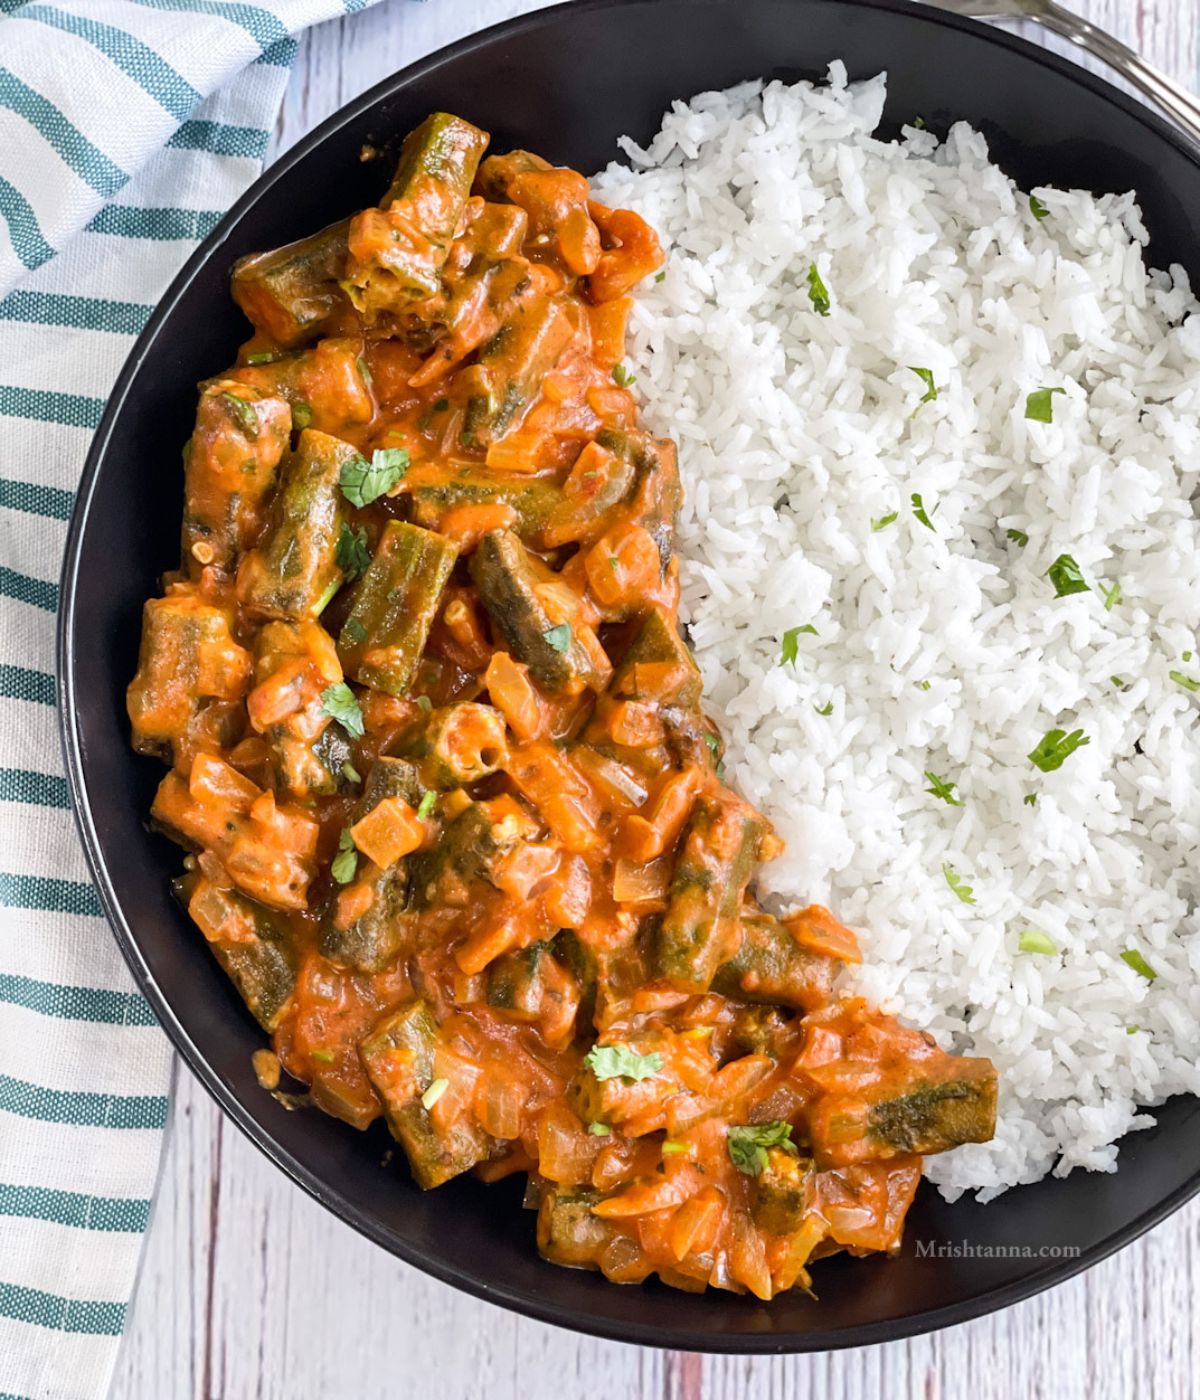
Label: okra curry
xmin=128 ymin=113 xmax=998 ymax=1299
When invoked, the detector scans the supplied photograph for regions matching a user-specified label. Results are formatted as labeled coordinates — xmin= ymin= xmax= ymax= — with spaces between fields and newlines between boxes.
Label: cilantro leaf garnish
xmin=1046 ymin=554 xmax=1089 ymax=598
xmin=871 ymin=512 xmax=898 ymax=532
xmin=1169 ymin=671 xmax=1200 ymax=692
xmin=924 ymin=771 xmax=962 ymax=806
xmin=584 ymin=1044 xmax=663 ymax=1082
xmin=912 ymin=492 xmax=938 ymax=531
xmin=335 ymin=523 xmax=371 ymax=582
xmin=1006 ymin=528 xmax=1029 ymax=547
xmin=1028 ymin=727 xmax=1089 ymax=772
xmin=1025 ymin=387 xmax=1066 ymax=423
xmin=1029 ymin=194 xmax=1050 ymax=221
xmin=320 ymin=682 xmax=365 ymax=739
xmin=612 ymin=363 xmax=636 ymax=387
xmin=1100 ymin=580 xmax=1122 ymax=611
xmin=806 ymin=263 xmax=831 ymax=316
xmin=909 ymin=367 xmax=938 ymax=404
xmin=727 ymin=1121 xmax=798 ymax=1176
xmin=1120 ymin=948 xmax=1156 ymax=981
xmin=1018 ymin=929 xmax=1056 ymax=955
xmin=331 ymin=828 xmax=358 ymax=885
xmin=339 ymin=447 xmax=409 ymax=508
xmin=780 ymin=624 xmax=818 ymax=666
xmin=942 ymin=864 xmax=976 ymax=905
xmin=416 ymin=790 xmax=437 ymax=820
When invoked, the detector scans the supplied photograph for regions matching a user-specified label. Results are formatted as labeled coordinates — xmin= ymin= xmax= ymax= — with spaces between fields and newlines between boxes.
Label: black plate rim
xmin=58 ymin=0 xmax=1200 ymax=1353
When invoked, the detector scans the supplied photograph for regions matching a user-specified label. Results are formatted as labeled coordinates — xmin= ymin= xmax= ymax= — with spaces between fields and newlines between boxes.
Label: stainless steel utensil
xmin=927 ymin=0 xmax=1200 ymax=145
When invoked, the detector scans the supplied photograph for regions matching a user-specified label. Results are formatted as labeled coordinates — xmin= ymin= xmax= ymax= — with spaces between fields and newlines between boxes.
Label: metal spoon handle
xmin=1031 ymin=0 xmax=1200 ymax=145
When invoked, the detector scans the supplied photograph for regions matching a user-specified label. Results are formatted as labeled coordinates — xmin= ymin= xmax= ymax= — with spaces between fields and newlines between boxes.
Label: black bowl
xmin=60 ymin=0 xmax=1200 ymax=1352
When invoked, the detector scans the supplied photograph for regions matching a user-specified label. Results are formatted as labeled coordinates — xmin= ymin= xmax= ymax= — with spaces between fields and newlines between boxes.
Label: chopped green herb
xmin=815 ymin=700 xmax=834 ymax=716
xmin=1046 ymin=554 xmax=1089 ymax=598
xmin=320 ymin=682 xmax=365 ymax=739
xmin=1120 ymin=948 xmax=1156 ymax=982
xmin=1169 ymin=670 xmax=1200 ymax=692
xmin=340 ymin=447 xmax=409 ymax=508
xmin=245 ymin=349 xmax=280 ymax=366
xmin=310 ymin=1048 xmax=336 ymax=1064
xmin=335 ymin=522 xmax=371 ymax=582
xmin=704 ymin=733 xmax=721 ymax=763
xmin=608 ymin=555 xmax=620 ymax=574
xmin=918 ymin=680 xmax=932 ymax=692
xmin=1023 ymin=793 xmax=1037 ymax=807
xmin=416 ymin=790 xmax=437 ymax=820
xmin=924 ymin=771 xmax=962 ymax=806
xmin=727 ymin=1121 xmax=798 ymax=1176
xmin=343 ymin=618 xmax=367 ymax=645
xmin=356 ymin=354 xmax=373 ymax=388
xmin=585 ymin=1044 xmax=664 ymax=1082
xmin=612 ymin=363 xmax=636 ymax=387
xmin=292 ymin=400 xmax=313 ymax=430
xmin=909 ymin=367 xmax=938 ymax=404
xmin=913 ymin=115 xmax=926 ymax=129
xmin=1028 ymin=727 xmax=1090 ymax=772
xmin=871 ymin=512 xmax=898 ymax=532
xmin=1110 ymin=676 xmax=1126 ymax=689
xmin=942 ymin=864 xmax=976 ymax=905
xmin=1006 ymin=528 xmax=1029 ymax=547
xmin=1100 ymin=579 xmax=1122 ymax=611
xmin=1127 ymin=1026 xmax=1140 ymax=1035
xmin=341 ymin=761 xmax=362 ymax=785
xmin=806 ymin=262 xmax=831 ymax=316
xmin=1029 ymin=193 xmax=1050 ymax=221
xmin=654 ymin=270 xmax=666 ymax=283
xmin=330 ymin=828 xmax=358 ymax=885
xmin=415 ymin=695 xmax=433 ymax=713
xmin=661 ymin=1140 xmax=691 ymax=1155
xmin=1025 ymin=386 xmax=1066 ymax=423
xmin=220 ymin=392 xmax=258 ymax=438
xmin=780 ymin=624 xmax=817 ymax=666
xmin=543 ymin=623 xmax=572 ymax=653
xmin=421 ymin=1077 xmax=449 ymax=1110
xmin=587 ymin=1121 xmax=612 ymax=1136
xmin=911 ymin=492 xmax=937 ymax=531
xmin=1018 ymin=929 xmax=1056 ymax=955
xmin=1185 ymin=651 xmax=1194 ymax=663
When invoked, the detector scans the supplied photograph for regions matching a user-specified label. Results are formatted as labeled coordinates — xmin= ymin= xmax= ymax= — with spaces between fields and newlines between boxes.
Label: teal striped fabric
xmin=0 ymin=1 xmax=391 ymax=1395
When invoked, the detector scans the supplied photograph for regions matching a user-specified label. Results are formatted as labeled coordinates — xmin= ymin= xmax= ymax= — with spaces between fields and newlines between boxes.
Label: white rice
xmin=591 ymin=64 xmax=1200 ymax=1200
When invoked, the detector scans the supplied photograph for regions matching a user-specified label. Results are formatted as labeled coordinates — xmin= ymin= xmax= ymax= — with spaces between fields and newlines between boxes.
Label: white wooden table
xmin=109 ymin=2 xmax=1200 ymax=1395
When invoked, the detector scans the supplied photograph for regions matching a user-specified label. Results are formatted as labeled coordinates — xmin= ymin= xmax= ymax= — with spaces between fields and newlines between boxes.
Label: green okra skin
xmin=462 ymin=295 xmax=581 ymax=447
xmin=750 ymin=1154 xmax=814 ymax=1235
xmin=611 ymin=606 xmax=704 ymax=709
xmin=594 ymin=428 xmax=682 ymax=570
xmin=711 ymin=911 xmax=837 ymax=1012
xmin=318 ymin=757 xmax=424 ymax=971
xmin=865 ymin=1064 xmax=1000 ymax=1158
xmin=536 ymin=1184 xmax=614 ymax=1269
xmin=337 ymin=520 xmax=458 ymax=695
xmin=319 ymin=862 xmax=409 ymax=974
xmin=358 ymin=1000 xmax=492 ymax=1188
xmin=475 ymin=148 xmax=552 ymax=203
xmin=230 ymin=218 xmax=352 ymax=348
xmin=486 ymin=941 xmax=549 ymax=1017
xmin=348 ymin=114 xmax=490 ymax=312
xmin=182 ymin=382 xmax=292 ymax=574
xmin=469 ymin=528 xmax=603 ymax=693
xmin=127 ymin=593 xmax=249 ymax=762
xmin=408 ymin=471 xmax=564 ymax=543
xmin=237 ymin=428 xmax=357 ymax=621
xmin=182 ymin=879 xmax=297 ymax=1032
xmin=405 ymin=801 xmax=519 ymax=909
xmin=654 ymin=797 xmax=767 ymax=994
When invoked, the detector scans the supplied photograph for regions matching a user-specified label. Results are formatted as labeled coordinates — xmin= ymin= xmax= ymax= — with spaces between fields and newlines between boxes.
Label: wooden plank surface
xmin=109 ymin=1 xmax=1200 ymax=1396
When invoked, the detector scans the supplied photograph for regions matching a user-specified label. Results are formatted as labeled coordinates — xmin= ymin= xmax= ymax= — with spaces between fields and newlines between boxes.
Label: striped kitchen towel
xmin=0 ymin=3 xmax=389 ymax=1397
